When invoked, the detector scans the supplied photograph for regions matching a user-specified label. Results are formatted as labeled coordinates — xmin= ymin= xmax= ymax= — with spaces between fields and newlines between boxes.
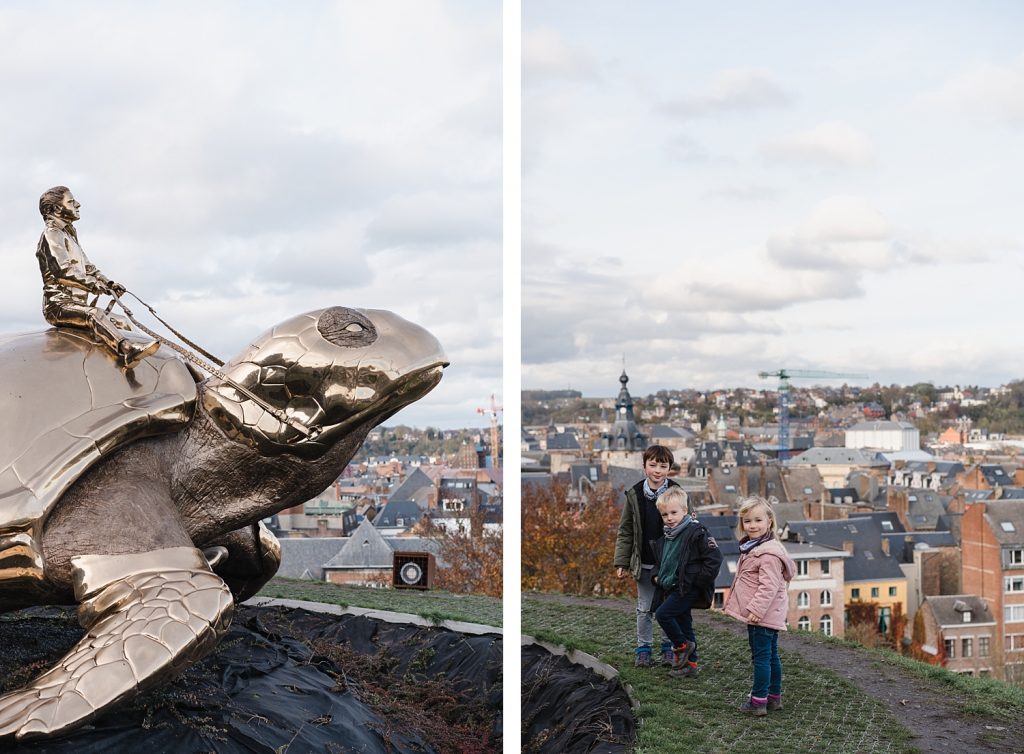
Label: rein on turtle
xmin=107 ymin=289 xmax=322 ymax=442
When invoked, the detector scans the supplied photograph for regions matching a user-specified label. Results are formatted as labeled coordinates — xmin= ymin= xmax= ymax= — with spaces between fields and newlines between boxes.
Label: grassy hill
xmin=523 ymin=593 xmax=1024 ymax=754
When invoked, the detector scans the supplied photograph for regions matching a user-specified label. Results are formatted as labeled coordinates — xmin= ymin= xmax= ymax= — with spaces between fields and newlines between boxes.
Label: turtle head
xmin=201 ymin=307 xmax=447 ymax=457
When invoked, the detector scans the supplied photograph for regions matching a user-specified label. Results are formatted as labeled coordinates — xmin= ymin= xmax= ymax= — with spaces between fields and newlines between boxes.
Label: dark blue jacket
xmin=650 ymin=520 xmax=723 ymax=609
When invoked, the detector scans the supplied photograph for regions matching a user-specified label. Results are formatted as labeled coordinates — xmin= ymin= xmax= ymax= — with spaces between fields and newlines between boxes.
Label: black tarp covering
xmin=521 ymin=644 xmax=634 ymax=754
xmin=0 ymin=604 xmax=502 ymax=753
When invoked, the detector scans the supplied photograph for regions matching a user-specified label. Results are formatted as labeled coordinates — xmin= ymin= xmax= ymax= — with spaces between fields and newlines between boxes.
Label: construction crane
xmin=476 ymin=394 xmax=503 ymax=469
xmin=757 ymin=369 xmax=867 ymax=462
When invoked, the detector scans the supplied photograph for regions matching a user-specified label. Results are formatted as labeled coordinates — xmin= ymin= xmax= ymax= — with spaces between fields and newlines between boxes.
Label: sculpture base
xmin=0 ymin=604 xmax=502 ymax=753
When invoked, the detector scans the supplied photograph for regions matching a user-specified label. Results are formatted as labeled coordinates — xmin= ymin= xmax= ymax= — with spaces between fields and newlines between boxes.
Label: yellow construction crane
xmin=476 ymin=394 xmax=503 ymax=469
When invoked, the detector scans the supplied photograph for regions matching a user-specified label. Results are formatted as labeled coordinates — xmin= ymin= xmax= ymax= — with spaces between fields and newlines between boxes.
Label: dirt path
xmin=526 ymin=593 xmax=1023 ymax=754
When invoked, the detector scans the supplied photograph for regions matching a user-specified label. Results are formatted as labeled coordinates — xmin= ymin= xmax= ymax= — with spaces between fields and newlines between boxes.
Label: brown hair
xmin=642 ymin=444 xmax=674 ymax=467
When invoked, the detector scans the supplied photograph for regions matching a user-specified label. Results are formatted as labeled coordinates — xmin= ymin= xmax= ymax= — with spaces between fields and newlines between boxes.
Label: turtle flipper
xmin=204 ymin=521 xmax=282 ymax=603
xmin=0 ymin=547 xmax=232 ymax=740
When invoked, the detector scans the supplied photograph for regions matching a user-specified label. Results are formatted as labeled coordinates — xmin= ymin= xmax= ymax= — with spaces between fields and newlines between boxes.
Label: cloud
xmin=523 ymin=26 xmax=600 ymax=84
xmin=922 ymin=56 xmax=1024 ymax=128
xmin=659 ymin=68 xmax=791 ymax=119
xmin=365 ymin=189 xmax=500 ymax=250
xmin=766 ymin=196 xmax=896 ymax=270
xmin=762 ymin=122 xmax=873 ymax=166
xmin=680 ymin=267 xmax=863 ymax=313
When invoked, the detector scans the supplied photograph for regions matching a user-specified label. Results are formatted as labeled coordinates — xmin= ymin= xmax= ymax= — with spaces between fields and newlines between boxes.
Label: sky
xmin=0 ymin=0 xmax=500 ymax=429
xmin=523 ymin=2 xmax=1024 ymax=399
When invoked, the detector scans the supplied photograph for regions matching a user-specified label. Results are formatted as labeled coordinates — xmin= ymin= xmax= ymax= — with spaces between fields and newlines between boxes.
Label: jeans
xmin=636 ymin=567 xmax=670 ymax=652
xmin=748 ymin=624 xmax=782 ymax=699
xmin=654 ymin=589 xmax=700 ymax=663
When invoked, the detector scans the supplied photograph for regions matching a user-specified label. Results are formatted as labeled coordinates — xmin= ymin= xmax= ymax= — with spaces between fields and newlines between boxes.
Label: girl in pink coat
xmin=723 ymin=496 xmax=796 ymax=716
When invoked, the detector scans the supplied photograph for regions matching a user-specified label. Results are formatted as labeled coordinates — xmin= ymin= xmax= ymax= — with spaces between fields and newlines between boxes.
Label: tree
xmin=417 ymin=507 xmax=502 ymax=598
xmin=521 ymin=482 xmax=631 ymax=596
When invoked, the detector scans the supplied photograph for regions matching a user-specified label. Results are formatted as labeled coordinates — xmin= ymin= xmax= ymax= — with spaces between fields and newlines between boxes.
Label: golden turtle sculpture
xmin=0 ymin=306 xmax=446 ymax=740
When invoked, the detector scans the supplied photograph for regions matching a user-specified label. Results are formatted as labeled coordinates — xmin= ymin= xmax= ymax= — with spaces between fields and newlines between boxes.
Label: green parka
xmin=613 ymin=478 xmax=692 ymax=580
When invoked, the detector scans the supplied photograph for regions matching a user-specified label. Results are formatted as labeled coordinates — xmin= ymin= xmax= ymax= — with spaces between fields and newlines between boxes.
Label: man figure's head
xmin=39 ymin=186 xmax=80 ymax=223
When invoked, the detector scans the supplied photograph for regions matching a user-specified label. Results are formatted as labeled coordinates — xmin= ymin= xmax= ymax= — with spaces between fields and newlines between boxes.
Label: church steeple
xmin=602 ymin=365 xmax=647 ymax=452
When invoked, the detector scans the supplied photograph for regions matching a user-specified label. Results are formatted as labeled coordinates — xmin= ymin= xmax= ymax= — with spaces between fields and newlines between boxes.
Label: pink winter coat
xmin=723 ymin=537 xmax=797 ymax=631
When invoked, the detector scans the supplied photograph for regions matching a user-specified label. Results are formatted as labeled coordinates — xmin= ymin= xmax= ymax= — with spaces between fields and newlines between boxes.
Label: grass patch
xmin=258 ymin=578 xmax=502 ymax=627
xmin=523 ymin=596 xmax=917 ymax=754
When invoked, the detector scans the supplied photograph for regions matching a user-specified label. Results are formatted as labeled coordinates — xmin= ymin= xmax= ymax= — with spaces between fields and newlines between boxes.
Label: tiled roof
xmin=924 ymin=595 xmax=995 ymax=627
xmin=787 ymin=516 xmax=905 ymax=582
xmin=277 ymin=537 xmax=347 ymax=580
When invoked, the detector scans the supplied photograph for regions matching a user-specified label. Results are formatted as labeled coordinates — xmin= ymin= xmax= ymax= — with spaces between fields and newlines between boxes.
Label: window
xmin=1006 ymin=576 xmax=1024 ymax=593
xmin=1009 ymin=549 xmax=1024 ymax=566
xmin=820 ymin=559 xmax=831 ymax=575
xmin=820 ymin=615 xmax=833 ymax=636
xmin=879 ymin=607 xmax=891 ymax=633
xmin=871 ymin=587 xmax=880 ymax=598
xmin=889 ymin=586 xmax=898 ymax=597
xmin=945 ymin=638 xmax=956 ymax=659
xmin=803 ymin=487 xmax=813 ymax=494
xmin=1006 ymin=605 xmax=1024 ymax=623
xmin=963 ymin=611 xmax=972 ymax=623
xmin=852 ymin=588 xmax=861 ymax=599
xmin=882 ymin=521 xmax=894 ymax=531
xmin=1006 ymin=634 xmax=1024 ymax=651
xmin=796 ymin=561 xmax=808 ymax=577
xmin=962 ymin=638 xmax=973 ymax=658
xmin=797 ymin=592 xmax=810 ymax=608
xmin=821 ymin=590 xmax=832 ymax=606
xmin=1002 ymin=522 xmax=1017 ymax=533
xmin=980 ymin=637 xmax=990 ymax=657
xmin=797 ymin=616 xmax=810 ymax=631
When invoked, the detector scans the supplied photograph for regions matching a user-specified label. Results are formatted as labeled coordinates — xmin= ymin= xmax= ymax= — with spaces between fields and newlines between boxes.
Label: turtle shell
xmin=0 ymin=329 xmax=196 ymax=600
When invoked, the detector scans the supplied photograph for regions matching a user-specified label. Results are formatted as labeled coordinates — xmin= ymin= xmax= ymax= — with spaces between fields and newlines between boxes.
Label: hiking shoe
xmin=669 ymin=662 xmax=700 ymax=678
xmin=671 ymin=641 xmax=694 ymax=668
xmin=660 ymin=647 xmax=675 ymax=666
xmin=634 ymin=648 xmax=652 ymax=667
xmin=740 ymin=700 xmax=767 ymax=716
xmin=767 ymin=696 xmax=783 ymax=711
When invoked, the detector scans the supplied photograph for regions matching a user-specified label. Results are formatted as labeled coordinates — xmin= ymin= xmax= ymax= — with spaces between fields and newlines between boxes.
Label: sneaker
xmin=634 ymin=648 xmax=652 ymax=668
xmin=670 ymin=641 xmax=694 ymax=669
xmin=767 ymin=696 xmax=783 ymax=711
xmin=660 ymin=647 xmax=675 ymax=666
xmin=669 ymin=662 xmax=700 ymax=678
xmin=740 ymin=700 xmax=767 ymax=717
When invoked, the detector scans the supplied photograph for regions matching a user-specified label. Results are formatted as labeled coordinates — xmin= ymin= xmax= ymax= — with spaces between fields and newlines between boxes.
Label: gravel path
xmin=526 ymin=593 xmax=1023 ymax=754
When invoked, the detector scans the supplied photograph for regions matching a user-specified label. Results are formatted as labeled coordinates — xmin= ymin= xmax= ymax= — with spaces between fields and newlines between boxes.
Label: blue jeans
xmin=748 ymin=624 xmax=782 ymax=699
xmin=654 ymin=589 xmax=699 ymax=663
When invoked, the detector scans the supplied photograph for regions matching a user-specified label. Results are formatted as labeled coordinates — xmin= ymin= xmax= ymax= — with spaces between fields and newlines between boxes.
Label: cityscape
xmin=522 ymin=369 xmax=1024 ymax=682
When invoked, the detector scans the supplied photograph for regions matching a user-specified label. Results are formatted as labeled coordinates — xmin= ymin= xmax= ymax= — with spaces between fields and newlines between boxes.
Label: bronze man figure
xmin=36 ymin=186 xmax=159 ymax=369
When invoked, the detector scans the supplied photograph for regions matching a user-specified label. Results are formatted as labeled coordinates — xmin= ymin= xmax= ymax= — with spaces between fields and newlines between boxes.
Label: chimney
xmin=887 ymin=488 xmax=910 ymax=531
xmin=881 ymin=537 xmax=890 ymax=556
xmin=843 ymin=540 xmax=854 ymax=555
xmin=739 ymin=466 xmax=749 ymax=495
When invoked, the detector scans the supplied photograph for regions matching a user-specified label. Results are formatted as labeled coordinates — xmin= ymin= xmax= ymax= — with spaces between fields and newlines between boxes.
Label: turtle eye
xmin=317 ymin=307 xmax=378 ymax=348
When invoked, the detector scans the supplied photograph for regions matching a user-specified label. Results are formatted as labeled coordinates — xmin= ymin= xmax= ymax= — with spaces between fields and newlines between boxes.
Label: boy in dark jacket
xmin=652 ymin=487 xmax=723 ymax=678
xmin=613 ymin=445 xmax=692 ymax=666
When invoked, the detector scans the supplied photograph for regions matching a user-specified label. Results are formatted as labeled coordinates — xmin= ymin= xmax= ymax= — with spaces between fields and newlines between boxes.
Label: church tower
xmin=602 ymin=369 xmax=647 ymax=452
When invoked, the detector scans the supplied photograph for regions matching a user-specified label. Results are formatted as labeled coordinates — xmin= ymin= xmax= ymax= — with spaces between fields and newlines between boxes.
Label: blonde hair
xmin=656 ymin=487 xmax=689 ymax=512
xmin=735 ymin=495 xmax=777 ymax=538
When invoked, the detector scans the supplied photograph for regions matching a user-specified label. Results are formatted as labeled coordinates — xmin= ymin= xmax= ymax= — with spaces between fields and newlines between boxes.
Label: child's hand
xmin=615 ymin=568 xmax=626 ymax=579
xmin=747 ymin=612 xmax=760 ymax=623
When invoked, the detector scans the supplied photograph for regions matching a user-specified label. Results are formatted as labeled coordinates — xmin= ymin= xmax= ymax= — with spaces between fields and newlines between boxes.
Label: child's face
xmin=741 ymin=506 xmax=771 ymax=539
xmin=644 ymin=458 xmax=670 ymax=488
xmin=659 ymin=500 xmax=686 ymax=528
